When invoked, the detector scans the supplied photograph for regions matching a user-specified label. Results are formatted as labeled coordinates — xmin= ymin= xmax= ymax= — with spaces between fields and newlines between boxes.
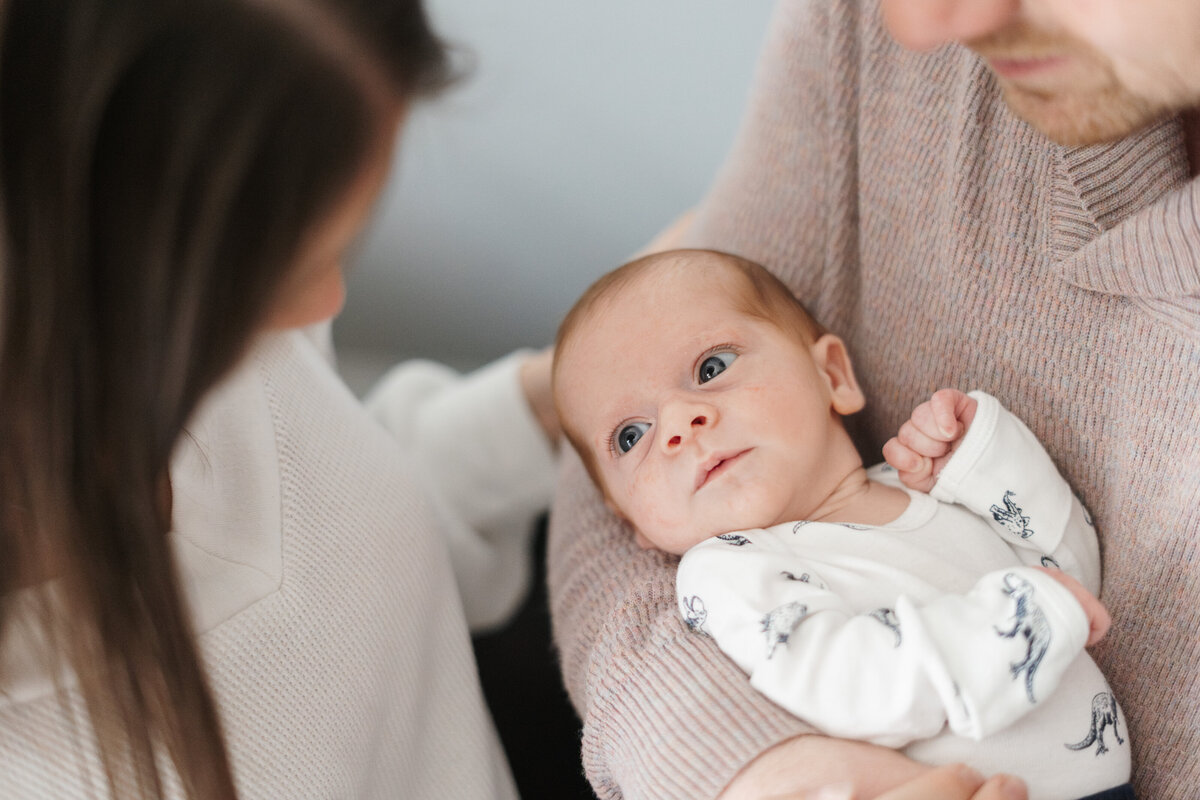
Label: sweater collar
xmin=1050 ymin=114 xmax=1200 ymax=298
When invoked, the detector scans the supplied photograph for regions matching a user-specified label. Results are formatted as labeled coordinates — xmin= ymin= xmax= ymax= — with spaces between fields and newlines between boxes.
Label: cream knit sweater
xmin=0 ymin=329 xmax=557 ymax=798
xmin=548 ymin=1 xmax=1200 ymax=798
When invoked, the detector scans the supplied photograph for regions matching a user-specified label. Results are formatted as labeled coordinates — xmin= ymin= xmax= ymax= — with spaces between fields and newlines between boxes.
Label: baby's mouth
xmin=695 ymin=449 xmax=750 ymax=490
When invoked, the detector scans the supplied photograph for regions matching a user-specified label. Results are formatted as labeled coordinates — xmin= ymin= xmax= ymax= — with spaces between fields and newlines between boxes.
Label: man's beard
xmin=997 ymin=80 xmax=1166 ymax=147
xmin=967 ymin=23 xmax=1182 ymax=146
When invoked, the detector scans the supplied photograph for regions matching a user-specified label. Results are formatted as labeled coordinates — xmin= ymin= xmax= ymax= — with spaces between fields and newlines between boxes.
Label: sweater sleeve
xmin=930 ymin=392 xmax=1102 ymax=593
xmin=365 ymin=350 xmax=557 ymax=631
xmin=547 ymin=455 xmax=814 ymax=800
xmin=678 ymin=537 xmax=1089 ymax=745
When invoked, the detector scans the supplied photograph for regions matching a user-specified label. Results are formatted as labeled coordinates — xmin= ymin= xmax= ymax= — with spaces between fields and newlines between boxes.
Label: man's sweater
xmin=548 ymin=1 xmax=1200 ymax=797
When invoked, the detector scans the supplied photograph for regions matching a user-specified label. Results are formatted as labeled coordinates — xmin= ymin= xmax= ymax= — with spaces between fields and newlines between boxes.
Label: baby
xmin=552 ymin=249 xmax=1133 ymax=800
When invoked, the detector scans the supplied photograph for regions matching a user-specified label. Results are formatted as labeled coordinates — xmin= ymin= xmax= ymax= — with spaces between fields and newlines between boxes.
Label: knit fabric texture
xmin=0 ymin=331 xmax=547 ymax=799
xmin=547 ymin=1 xmax=1200 ymax=798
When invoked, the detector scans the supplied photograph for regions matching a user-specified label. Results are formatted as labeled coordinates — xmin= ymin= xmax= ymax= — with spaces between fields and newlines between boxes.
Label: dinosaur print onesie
xmin=676 ymin=393 xmax=1131 ymax=800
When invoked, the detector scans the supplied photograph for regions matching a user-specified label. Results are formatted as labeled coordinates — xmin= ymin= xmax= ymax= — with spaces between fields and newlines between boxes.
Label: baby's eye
xmin=697 ymin=351 xmax=738 ymax=383
xmin=615 ymin=421 xmax=650 ymax=454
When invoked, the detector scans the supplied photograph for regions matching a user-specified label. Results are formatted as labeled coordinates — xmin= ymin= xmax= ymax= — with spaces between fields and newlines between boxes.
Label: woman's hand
xmin=771 ymin=763 xmax=1027 ymax=800
xmin=519 ymin=346 xmax=560 ymax=445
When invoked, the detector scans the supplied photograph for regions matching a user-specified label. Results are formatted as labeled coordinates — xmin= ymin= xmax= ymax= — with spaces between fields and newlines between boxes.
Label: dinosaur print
xmin=994 ymin=573 xmax=1052 ymax=703
xmin=990 ymin=490 xmax=1035 ymax=539
xmin=761 ymin=601 xmax=808 ymax=659
xmin=780 ymin=571 xmax=826 ymax=590
xmin=717 ymin=532 xmax=751 ymax=547
xmin=868 ymin=608 xmax=901 ymax=646
xmin=1040 ymin=555 xmax=1061 ymax=569
xmin=680 ymin=595 xmax=709 ymax=635
xmin=1065 ymin=692 xmax=1124 ymax=756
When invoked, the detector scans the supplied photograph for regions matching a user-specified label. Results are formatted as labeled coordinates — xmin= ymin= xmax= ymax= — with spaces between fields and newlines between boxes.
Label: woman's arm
xmin=366 ymin=350 xmax=558 ymax=630
xmin=548 ymin=453 xmax=818 ymax=798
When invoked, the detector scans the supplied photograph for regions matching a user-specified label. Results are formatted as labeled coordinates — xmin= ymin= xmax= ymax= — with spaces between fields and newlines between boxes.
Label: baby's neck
xmin=805 ymin=467 xmax=910 ymax=527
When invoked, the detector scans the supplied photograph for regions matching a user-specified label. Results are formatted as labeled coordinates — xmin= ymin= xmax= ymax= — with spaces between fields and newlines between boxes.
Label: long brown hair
xmin=0 ymin=0 xmax=450 ymax=796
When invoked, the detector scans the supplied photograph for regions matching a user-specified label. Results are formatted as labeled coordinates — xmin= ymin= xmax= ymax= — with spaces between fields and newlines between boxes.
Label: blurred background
xmin=333 ymin=2 xmax=774 ymax=796
xmin=334 ymin=0 xmax=775 ymax=390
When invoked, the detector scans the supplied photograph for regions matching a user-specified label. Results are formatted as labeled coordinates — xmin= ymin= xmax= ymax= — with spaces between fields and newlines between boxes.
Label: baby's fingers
xmin=882 ymin=437 xmax=935 ymax=492
xmin=909 ymin=397 xmax=961 ymax=443
xmin=883 ymin=437 xmax=923 ymax=472
xmin=896 ymin=418 xmax=954 ymax=459
xmin=930 ymin=388 xmax=979 ymax=436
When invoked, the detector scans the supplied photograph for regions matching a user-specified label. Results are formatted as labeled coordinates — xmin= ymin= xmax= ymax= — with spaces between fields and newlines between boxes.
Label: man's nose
xmin=880 ymin=0 xmax=1021 ymax=51
xmin=659 ymin=399 xmax=716 ymax=452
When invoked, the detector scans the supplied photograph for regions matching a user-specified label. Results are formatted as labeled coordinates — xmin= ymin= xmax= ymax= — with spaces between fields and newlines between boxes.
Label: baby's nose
xmin=664 ymin=413 xmax=709 ymax=449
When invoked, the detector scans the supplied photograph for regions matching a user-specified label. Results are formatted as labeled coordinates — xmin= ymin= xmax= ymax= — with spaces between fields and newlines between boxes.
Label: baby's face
xmin=555 ymin=259 xmax=852 ymax=555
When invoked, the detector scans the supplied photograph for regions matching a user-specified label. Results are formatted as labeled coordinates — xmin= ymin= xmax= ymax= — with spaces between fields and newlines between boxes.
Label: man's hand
xmin=771 ymin=763 xmax=1027 ymax=800
xmin=882 ymin=389 xmax=978 ymax=493
xmin=716 ymin=736 xmax=1028 ymax=800
xmin=1033 ymin=566 xmax=1111 ymax=647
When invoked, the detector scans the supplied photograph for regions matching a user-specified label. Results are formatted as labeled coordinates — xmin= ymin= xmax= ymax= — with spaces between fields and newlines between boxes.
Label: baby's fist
xmin=882 ymin=389 xmax=978 ymax=493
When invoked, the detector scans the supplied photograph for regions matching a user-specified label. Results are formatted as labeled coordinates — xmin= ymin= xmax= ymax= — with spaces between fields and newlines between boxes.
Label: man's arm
xmin=547 ymin=453 xmax=816 ymax=797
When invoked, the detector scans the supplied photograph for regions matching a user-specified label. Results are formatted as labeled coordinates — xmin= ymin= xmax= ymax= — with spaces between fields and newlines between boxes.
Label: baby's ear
xmin=810 ymin=333 xmax=865 ymax=415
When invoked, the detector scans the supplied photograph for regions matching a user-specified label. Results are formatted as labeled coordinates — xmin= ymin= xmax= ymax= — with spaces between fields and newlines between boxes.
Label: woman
xmin=0 ymin=0 xmax=557 ymax=797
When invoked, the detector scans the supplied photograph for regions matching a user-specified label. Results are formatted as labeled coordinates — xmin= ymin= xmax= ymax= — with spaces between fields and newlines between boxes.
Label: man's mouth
xmin=986 ymin=54 xmax=1069 ymax=81
xmin=695 ymin=449 xmax=750 ymax=490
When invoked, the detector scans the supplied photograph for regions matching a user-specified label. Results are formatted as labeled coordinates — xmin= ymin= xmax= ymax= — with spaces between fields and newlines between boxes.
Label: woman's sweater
xmin=0 ymin=329 xmax=557 ymax=798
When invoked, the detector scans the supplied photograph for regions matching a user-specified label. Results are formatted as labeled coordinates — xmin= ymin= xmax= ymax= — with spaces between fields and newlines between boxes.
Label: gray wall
xmin=334 ymin=1 xmax=774 ymax=382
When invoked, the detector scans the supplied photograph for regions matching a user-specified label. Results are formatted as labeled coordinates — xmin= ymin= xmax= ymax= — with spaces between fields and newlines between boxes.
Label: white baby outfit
xmin=676 ymin=392 xmax=1130 ymax=800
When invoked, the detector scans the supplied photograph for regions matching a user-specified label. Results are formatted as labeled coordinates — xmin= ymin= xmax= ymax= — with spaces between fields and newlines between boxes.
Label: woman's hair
xmin=0 ymin=0 xmax=450 ymax=796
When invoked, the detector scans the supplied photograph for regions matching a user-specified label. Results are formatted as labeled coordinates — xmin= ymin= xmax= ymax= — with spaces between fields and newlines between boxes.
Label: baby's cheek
xmin=627 ymin=475 xmax=689 ymax=542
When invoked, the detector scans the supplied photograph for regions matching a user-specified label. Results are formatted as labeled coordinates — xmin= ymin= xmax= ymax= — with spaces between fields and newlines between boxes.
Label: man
xmin=548 ymin=1 xmax=1200 ymax=798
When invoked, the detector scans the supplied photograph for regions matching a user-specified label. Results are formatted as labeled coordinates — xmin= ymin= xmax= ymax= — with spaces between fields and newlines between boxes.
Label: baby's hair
xmin=552 ymin=248 xmax=825 ymax=494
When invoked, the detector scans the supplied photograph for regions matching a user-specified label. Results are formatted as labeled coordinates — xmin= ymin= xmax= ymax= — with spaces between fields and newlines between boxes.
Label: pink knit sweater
xmin=548 ymin=1 xmax=1200 ymax=798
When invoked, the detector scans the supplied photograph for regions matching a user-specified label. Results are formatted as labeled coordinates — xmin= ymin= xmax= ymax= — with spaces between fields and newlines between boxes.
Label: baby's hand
xmin=882 ymin=389 xmax=978 ymax=493
xmin=1033 ymin=566 xmax=1111 ymax=647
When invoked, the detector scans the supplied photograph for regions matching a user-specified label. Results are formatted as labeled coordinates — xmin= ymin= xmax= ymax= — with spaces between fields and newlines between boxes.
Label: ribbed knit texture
xmin=0 ymin=332 xmax=522 ymax=799
xmin=548 ymin=2 xmax=1200 ymax=797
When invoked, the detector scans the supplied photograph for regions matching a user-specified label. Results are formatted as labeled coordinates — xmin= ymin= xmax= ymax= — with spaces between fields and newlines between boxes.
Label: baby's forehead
xmin=597 ymin=257 xmax=751 ymax=317
xmin=572 ymin=266 xmax=744 ymax=347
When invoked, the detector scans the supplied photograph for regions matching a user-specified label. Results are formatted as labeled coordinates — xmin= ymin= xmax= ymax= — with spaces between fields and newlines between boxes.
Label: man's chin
xmin=1000 ymin=83 xmax=1172 ymax=147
